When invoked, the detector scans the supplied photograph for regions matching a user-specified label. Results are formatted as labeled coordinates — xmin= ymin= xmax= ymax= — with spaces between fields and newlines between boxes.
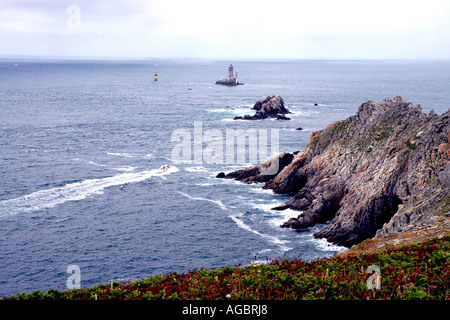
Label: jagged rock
xmin=276 ymin=114 xmax=291 ymax=120
xmin=234 ymin=95 xmax=291 ymax=120
xmin=216 ymin=152 xmax=294 ymax=184
xmin=295 ymin=127 xmax=303 ymax=131
xmin=216 ymin=172 xmax=226 ymax=178
xmin=223 ymin=96 xmax=450 ymax=247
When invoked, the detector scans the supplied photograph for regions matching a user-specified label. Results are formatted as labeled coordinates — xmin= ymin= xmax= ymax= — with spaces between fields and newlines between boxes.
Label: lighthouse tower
xmin=215 ymin=64 xmax=243 ymax=86
xmin=228 ymin=64 xmax=234 ymax=80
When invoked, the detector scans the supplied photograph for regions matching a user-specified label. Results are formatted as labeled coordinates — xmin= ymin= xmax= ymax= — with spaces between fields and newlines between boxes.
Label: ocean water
xmin=0 ymin=59 xmax=449 ymax=296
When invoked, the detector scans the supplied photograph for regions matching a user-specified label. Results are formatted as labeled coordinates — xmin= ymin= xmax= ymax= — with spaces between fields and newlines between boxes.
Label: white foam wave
xmin=112 ymin=166 xmax=137 ymax=172
xmin=207 ymin=105 xmax=253 ymax=116
xmin=252 ymin=202 xmax=278 ymax=212
xmin=247 ymin=260 xmax=269 ymax=266
xmin=257 ymin=248 xmax=272 ymax=255
xmin=82 ymin=159 xmax=137 ymax=172
xmin=87 ymin=161 xmax=108 ymax=167
xmin=248 ymin=187 xmax=274 ymax=195
xmin=107 ymin=152 xmax=134 ymax=158
xmin=0 ymin=166 xmax=179 ymax=217
xmin=177 ymin=191 xmax=227 ymax=210
xmin=185 ymin=166 xmax=208 ymax=173
xmin=268 ymin=208 xmax=301 ymax=228
xmin=250 ymin=201 xmax=301 ymax=227
xmin=229 ymin=214 xmax=292 ymax=252
xmin=310 ymin=238 xmax=347 ymax=252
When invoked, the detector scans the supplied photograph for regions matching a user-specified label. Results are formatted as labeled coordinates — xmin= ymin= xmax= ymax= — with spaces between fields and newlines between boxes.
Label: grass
xmin=3 ymin=236 xmax=449 ymax=300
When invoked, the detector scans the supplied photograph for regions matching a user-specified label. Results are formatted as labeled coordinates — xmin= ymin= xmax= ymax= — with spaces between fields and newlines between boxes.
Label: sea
xmin=0 ymin=59 xmax=449 ymax=297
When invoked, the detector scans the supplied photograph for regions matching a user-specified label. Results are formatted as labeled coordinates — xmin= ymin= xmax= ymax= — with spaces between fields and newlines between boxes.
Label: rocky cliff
xmin=219 ymin=96 xmax=449 ymax=247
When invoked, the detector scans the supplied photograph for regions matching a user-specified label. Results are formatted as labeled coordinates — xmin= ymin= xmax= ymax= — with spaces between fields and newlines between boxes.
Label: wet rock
xmin=216 ymin=172 xmax=226 ymax=178
xmin=217 ymin=152 xmax=294 ymax=184
xmin=235 ymin=95 xmax=291 ymax=120
xmin=276 ymin=114 xmax=291 ymax=120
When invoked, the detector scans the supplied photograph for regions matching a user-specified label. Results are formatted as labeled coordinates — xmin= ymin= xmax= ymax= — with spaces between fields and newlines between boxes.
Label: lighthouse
xmin=228 ymin=64 xmax=234 ymax=80
xmin=215 ymin=64 xmax=243 ymax=86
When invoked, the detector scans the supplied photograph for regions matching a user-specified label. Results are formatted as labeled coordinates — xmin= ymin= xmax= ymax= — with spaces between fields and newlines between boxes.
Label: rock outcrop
xmin=216 ymin=152 xmax=294 ymax=184
xmin=221 ymin=96 xmax=450 ymax=247
xmin=215 ymin=78 xmax=244 ymax=86
xmin=234 ymin=95 xmax=291 ymax=120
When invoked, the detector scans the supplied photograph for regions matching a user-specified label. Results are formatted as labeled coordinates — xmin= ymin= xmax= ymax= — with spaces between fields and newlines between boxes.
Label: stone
xmin=216 ymin=172 xmax=226 ymax=178
xmin=216 ymin=152 xmax=294 ymax=184
xmin=276 ymin=114 xmax=290 ymax=120
xmin=234 ymin=95 xmax=291 ymax=120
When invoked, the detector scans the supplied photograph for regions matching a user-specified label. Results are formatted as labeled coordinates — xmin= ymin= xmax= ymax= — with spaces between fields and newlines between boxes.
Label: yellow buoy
xmin=154 ymin=71 xmax=158 ymax=81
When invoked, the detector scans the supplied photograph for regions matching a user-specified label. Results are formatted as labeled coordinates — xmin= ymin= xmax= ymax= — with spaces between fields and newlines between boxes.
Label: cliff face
xmin=221 ymin=96 xmax=449 ymax=247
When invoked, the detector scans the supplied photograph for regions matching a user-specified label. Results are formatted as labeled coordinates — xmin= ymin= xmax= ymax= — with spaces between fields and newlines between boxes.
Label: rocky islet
xmin=234 ymin=95 xmax=291 ymax=120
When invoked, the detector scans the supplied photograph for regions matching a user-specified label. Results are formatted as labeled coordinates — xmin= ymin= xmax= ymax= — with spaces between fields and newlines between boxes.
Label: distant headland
xmin=215 ymin=64 xmax=243 ymax=86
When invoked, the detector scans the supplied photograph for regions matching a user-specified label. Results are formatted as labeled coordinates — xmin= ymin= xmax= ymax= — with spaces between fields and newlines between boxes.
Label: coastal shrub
xmin=403 ymin=286 xmax=433 ymax=300
xmin=4 ymin=236 xmax=449 ymax=300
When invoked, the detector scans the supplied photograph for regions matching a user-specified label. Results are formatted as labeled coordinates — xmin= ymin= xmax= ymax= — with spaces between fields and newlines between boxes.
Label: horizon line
xmin=1 ymin=55 xmax=450 ymax=62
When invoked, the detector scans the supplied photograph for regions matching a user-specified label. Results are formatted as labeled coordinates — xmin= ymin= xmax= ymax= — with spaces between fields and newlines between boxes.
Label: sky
xmin=1 ymin=0 xmax=450 ymax=59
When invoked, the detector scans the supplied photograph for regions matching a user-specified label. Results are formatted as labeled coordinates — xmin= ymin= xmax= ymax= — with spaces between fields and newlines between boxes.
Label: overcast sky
xmin=1 ymin=0 xmax=450 ymax=59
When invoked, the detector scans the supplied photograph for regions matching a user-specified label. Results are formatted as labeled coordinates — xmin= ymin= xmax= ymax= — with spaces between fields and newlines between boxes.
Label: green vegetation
xmin=406 ymin=140 xmax=417 ymax=150
xmin=3 ymin=237 xmax=449 ymax=300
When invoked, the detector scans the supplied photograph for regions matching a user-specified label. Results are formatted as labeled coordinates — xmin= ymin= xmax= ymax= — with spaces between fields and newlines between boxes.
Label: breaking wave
xmin=177 ymin=191 xmax=228 ymax=210
xmin=0 ymin=166 xmax=179 ymax=217
xmin=229 ymin=214 xmax=292 ymax=252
